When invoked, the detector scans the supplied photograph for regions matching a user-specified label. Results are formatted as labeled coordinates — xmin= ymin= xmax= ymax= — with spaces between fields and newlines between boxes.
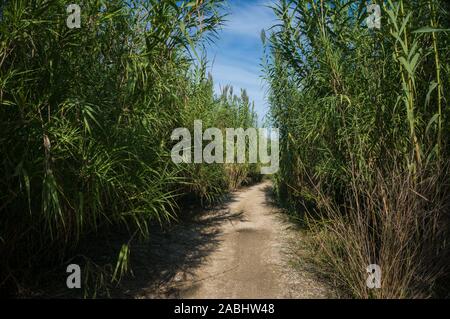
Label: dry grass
xmin=305 ymin=163 xmax=449 ymax=298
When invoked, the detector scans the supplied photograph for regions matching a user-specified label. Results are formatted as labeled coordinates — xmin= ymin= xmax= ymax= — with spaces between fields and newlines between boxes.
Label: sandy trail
xmin=129 ymin=182 xmax=332 ymax=299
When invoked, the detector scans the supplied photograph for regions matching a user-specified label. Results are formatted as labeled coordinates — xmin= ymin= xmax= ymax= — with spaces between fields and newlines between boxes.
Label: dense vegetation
xmin=265 ymin=0 xmax=449 ymax=298
xmin=2 ymin=0 xmax=449 ymax=299
xmin=0 ymin=0 xmax=260 ymax=296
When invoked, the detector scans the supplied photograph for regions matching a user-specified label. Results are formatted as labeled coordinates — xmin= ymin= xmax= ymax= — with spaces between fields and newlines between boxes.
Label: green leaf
xmin=426 ymin=113 xmax=440 ymax=135
xmin=413 ymin=26 xmax=450 ymax=33
xmin=425 ymin=81 xmax=437 ymax=107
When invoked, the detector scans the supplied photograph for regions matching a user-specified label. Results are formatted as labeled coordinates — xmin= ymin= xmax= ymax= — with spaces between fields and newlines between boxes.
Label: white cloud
xmin=210 ymin=62 xmax=269 ymax=123
xmin=205 ymin=0 xmax=275 ymax=124
xmin=212 ymin=63 xmax=260 ymax=88
xmin=221 ymin=0 xmax=275 ymax=39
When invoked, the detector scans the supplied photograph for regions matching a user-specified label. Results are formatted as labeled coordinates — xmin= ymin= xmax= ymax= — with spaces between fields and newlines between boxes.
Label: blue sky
xmin=204 ymin=0 xmax=276 ymax=124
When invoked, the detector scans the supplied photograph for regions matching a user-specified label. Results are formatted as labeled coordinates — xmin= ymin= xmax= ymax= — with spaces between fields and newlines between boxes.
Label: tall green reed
xmin=0 ymin=0 xmax=260 ymax=296
xmin=265 ymin=0 xmax=449 ymax=298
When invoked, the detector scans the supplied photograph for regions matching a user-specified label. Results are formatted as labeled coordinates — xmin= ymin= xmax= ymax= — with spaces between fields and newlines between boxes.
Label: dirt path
xmin=126 ymin=181 xmax=333 ymax=299
xmin=178 ymin=181 xmax=333 ymax=299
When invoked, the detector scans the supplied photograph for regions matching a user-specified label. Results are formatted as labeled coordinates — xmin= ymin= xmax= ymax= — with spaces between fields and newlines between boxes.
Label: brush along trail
xmin=127 ymin=182 xmax=332 ymax=299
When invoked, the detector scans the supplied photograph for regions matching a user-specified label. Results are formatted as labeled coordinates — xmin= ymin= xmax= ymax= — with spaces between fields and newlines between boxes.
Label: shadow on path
xmin=112 ymin=194 xmax=246 ymax=298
